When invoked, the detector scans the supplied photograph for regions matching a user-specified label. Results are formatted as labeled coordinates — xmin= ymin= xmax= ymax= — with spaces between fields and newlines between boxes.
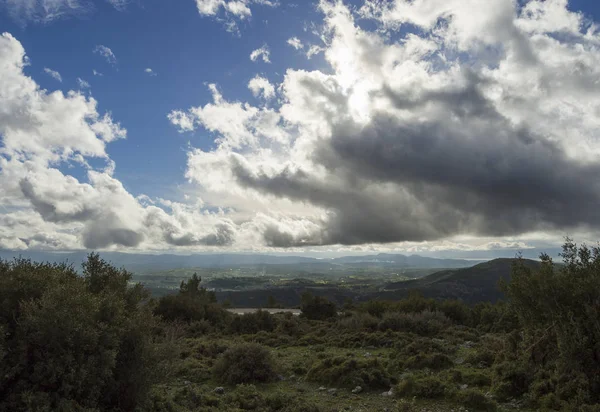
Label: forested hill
xmin=377 ymin=258 xmax=542 ymax=303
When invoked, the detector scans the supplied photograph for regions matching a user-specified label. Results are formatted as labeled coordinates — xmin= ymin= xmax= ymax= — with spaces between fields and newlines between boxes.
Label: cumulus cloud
xmin=0 ymin=32 xmax=235 ymax=251
xmin=248 ymin=75 xmax=275 ymax=99
xmin=43 ymin=67 xmax=62 ymax=82
xmin=250 ymin=44 xmax=271 ymax=63
xmin=195 ymin=0 xmax=278 ymax=34
xmin=171 ymin=0 xmax=600 ymax=249
xmin=287 ymin=37 xmax=303 ymax=50
xmin=93 ymin=45 xmax=117 ymax=66
xmin=145 ymin=67 xmax=157 ymax=76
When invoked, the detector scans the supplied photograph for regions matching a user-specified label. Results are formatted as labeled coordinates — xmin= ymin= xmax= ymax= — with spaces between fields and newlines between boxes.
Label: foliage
xmin=455 ymin=389 xmax=497 ymax=411
xmin=396 ymin=376 xmax=448 ymax=399
xmin=154 ymin=273 xmax=228 ymax=326
xmin=213 ymin=343 xmax=277 ymax=384
xmin=230 ymin=310 xmax=277 ymax=334
xmin=378 ymin=310 xmax=451 ymax=336
xmin=306 ymin=355 xmax=392 ymax=389
xmin=300 ymin=292 xmax=337 ymax=321
xmin=503 ymin=239 xmax=600 ymax=407
xmin=0 ymin=254 xmax=156 ymax=411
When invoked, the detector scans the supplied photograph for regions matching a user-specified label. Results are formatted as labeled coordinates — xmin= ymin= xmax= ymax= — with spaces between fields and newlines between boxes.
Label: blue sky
xmin=0 ymin=0 xmax=336 ymax=199
xmin=2 ymin=0 xmax=600 ymax=255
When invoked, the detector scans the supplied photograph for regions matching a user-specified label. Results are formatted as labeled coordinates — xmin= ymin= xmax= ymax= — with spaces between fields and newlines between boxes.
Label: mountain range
xmin=0 ymin=250 xmax=479 ymax=272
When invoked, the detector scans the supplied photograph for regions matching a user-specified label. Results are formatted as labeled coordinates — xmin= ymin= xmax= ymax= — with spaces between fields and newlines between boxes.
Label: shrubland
xmin=1 ymin=239 xmax=600 ymax=411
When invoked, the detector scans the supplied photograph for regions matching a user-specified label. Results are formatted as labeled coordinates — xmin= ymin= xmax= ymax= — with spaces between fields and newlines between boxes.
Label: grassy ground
xmin=148 ymin=315 xmax=530 ymax=412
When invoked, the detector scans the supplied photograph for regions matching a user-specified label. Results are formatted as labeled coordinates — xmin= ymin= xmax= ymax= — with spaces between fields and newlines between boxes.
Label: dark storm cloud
xmin=82 ymin=225 xmax=144 ymax=249
xmin=230 ymin=78 xmax=600 ymax=246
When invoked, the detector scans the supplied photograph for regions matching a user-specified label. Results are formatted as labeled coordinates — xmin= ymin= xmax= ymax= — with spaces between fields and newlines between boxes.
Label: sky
xmin=1 ymin=0 xmax=600 ymax=257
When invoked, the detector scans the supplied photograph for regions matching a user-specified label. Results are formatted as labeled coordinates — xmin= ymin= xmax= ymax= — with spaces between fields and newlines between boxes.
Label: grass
xmin=147 ymin=314 xmax=538 ymax=412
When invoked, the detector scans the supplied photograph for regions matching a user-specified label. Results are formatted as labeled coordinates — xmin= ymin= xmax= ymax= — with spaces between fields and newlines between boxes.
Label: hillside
xmin=376 ymin=258 xmax=542 ymax=303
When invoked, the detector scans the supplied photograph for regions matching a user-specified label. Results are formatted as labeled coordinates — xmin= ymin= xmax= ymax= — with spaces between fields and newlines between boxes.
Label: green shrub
xmin=491 ymin=361 xmax=530 ymax=401
xmin=229 ymin=310 xmax=277 ymax=334
xmin=403 ymin=353 xmax=453 ymax=370
xmin=226 ymin=384 xmax=263 ymax=410
xmin=455 ymin=389 xmax=497 ymax=411
xmin=462 ymin=371 xmax=492 ymax=387
xmin=213 ymin=343 xmax=277 ymax=384
xmin=379 ymin=310 xmax=451 ymax=336
xmin=336 ymin=312 xmax=379 ymax=331
xmin=504 ymin=240 xmax=600 ymax=405
xmin=300 ymin=292 xmax=337 ymax=321
xmin=154 ymin=273 xmax=229 ymax=326
xmin=0 ymin=254 xmax=157 ymax=411
xmin=465 ymin=348 xmax=496 ymax=368
xmin=396 ymin=376 xmax=447 ymax=399
xmin=306 ymin=356 xmax=391 ymax=389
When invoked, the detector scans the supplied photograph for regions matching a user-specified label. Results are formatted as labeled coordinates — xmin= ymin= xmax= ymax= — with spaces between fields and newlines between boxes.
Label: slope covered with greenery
xmin=1 ymin=240 xmax=600 ymax=411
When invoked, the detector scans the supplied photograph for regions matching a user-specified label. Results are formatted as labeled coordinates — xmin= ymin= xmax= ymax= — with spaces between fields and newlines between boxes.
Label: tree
xmin=503 ymin=239 xmax=600 ymax=407
xmin=0 ymin=255 xmax=157 ymax=411
xmin=155 ymin=273 xmax=225 ymax=325
xmin=300 ymin=292 xmax=337 ymax=321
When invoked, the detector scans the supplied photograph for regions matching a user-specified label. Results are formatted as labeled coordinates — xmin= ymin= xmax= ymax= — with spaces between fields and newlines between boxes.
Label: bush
xmin=230 ymin=310 xmax=277 ymax=334
xmin=154 ymin=274 xmax=229 ymax=326
xmin=504 ymin=240 xmax=600 ymax=405
xmin=0 ymin=254 xmax=157 ymax=411
xmin=213 ymin=343 xmax=277 ymax=384
xmin=300 ymin=292 xmax=337 ymax=321
xmin=491 ymin=361 xmax=531 ymax=401
xmin=306 ymin=356 xmax=391 ymax=389
xmin=455 ymin=389 xmax=497 ymax=411
xmin=379 ymin=310 xmax=451 ymax=336
xmin=336 ymin=312 xmax=379 ymax=331
xmin=396 ymin=376 xmax=447 ymax=399
xmin=403 ymin=353 xmax=453 ymax=370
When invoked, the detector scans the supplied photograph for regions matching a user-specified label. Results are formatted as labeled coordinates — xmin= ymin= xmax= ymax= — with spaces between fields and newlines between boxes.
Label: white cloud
xmin=0 ymin=32 xmax=240 ymax=252
xmin=43 ymin=67 xmax=62 ymax=82
xmin=1 ymin=0 xmax=131 ymax=24
xmin=93 ymin=45 xmax=117 ymax=66
xmin=195 ymin=0 xmax=278 ymax=34
xmin=287 ymin=37 xmax=304 ymax=50
xmin=250 ymin=44 xmax=271 ymax=63
xmin=248 ymin=75 xmax=276 ymax=99
xmin=145 ymin=67 xmax=157 ymax=76
xmin=93 ymin=69 xmax=103 ymax=76
xmin=306 ymin=44 xmax=324 ymax=59
xmin=76 ymin=77 xmax=90 ymax=89
xmin=168 ymin=0 xmax=600 ymax=250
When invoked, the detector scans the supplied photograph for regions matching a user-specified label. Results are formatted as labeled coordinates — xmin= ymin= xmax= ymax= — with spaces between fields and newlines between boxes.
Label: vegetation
xmin=1 ymin=239 xmax=600 ymax=411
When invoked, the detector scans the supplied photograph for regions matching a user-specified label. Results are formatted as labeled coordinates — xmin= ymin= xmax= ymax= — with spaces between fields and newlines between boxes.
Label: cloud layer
xmin=3 ymin=0 xmax=600 ymax=253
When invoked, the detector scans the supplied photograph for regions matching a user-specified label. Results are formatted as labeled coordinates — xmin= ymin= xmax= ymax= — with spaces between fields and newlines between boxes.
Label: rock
xmin=351 ymin=386 xmax=363 ymax=394
xmin=380 ymin=388 xmax=393 ymax=397
xmin=364 ymin=352 xmax=372 ymax=357
xmin=318 ymin=386 xmax=327 ymax=391
xmin=460 ymin=384 xmax=469 ymax=390
xmin=213 ymin=387 xmax=224 ymax=394
xmin=327 ymin=388 xmax=337 ymax=396
xmin=183 ymin=380 xmax=191 ymax=386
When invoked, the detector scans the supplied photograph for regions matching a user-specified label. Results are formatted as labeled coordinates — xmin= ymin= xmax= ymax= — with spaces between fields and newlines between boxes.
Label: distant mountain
xmin=376 ymin=258 xmax=542 ymax=303
xmin=329 ymin=253 xmax=474 ymax=268
xmin=0 ymin=250 xmax=477 ymax=272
